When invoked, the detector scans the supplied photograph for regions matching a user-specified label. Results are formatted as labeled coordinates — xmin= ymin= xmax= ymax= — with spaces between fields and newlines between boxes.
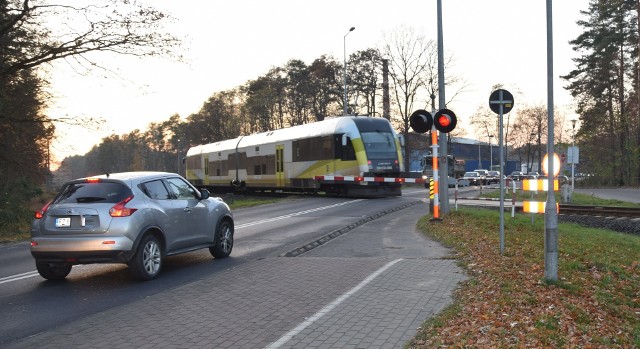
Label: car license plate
xmin=55 ymin=217 xmax=71 ymax=227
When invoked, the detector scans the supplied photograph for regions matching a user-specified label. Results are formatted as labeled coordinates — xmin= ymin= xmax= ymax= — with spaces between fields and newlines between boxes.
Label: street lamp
xmin=571 ymin=118 xmax=577 ymax=191
xmin=489 ymin=135 xmax=494 ymax=169
xmin=343 ymin=26 xmax=355 ymax=116
xmin=529 ymin=132 xmax=536 ymax=173
xmin=477 ymin=140 xmax=482 ymax=168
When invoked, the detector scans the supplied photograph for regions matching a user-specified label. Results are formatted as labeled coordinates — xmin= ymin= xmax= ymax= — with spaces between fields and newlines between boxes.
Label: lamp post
xmin=489 ymin=135 xmax=494 ymax=170
xmin=571 ymin=119 xmax=577 ymax=191
xmin=477 ymin=140 xmax=482 ymax=168
xmin=529 ymin=132 xmax=536 ymax=173
xmin=343 ymin=26 xmax=355 ymax=116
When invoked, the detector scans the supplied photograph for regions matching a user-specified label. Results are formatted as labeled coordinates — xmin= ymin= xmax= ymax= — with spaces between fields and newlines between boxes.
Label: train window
xmin=361 ymin=132 xmax=397 ymax=159
xmin=293 ymin=136 xmax=334 ymax=161
xmin=322 ymin=136 xmax=333 ymax=159
xmin=337 ymin=135 xmax=356 ymax=161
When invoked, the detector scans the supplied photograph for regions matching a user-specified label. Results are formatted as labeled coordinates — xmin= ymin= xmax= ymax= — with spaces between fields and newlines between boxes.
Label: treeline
xmin=58 ymin=50 xmax=388 ymax=181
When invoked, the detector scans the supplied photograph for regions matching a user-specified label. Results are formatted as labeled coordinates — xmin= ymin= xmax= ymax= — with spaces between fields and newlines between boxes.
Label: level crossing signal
xmin=409 ymin=108 xmax=457 ymax=134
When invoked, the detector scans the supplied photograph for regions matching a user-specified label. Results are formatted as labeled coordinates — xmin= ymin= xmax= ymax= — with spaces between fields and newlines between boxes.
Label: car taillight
xmin=109 ymin=195 xmax=137 ymax=217
xmin=34 ymin=201 xmax=52 ymax=219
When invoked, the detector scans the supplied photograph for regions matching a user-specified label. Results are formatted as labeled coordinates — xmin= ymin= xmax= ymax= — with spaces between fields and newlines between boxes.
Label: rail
xmin=559 ymin=204 xmax=640 ymax=218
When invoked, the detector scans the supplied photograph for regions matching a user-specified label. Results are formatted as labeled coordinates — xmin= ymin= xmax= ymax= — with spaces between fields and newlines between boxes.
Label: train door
xmin=204 ymin=155 xmax=209 ymax=185
xmin=276 ymin=144 xmax=285 ymax=187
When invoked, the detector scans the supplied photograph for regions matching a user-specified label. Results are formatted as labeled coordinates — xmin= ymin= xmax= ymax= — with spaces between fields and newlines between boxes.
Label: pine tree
xmin=563 ymin=0 xmax=639 ymax=185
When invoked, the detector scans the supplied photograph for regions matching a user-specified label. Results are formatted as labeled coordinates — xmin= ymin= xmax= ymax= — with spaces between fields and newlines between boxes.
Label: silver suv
xmin=31 ymin=172 xmax=234 ymax=281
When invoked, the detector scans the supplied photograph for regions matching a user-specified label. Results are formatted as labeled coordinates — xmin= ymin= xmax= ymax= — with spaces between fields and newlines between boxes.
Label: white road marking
xmin=264 ymin=258 xmax=403 ymax=349
xmin=235 ymin=199 xmax=364 ymax=229
xmin=0 ymin=270 xmax=39 ymax=284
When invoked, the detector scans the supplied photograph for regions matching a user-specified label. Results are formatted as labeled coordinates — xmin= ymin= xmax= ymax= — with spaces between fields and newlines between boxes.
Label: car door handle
xmin=184 ymin=207 xmax=192 ymax=213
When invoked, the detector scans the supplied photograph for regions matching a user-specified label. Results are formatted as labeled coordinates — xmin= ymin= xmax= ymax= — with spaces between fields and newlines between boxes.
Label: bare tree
xmin=0 ymin=0 xmax=182 ymax=77
xmin=382 ymin=26 xmax=436 ymax=173
xmin=470 ymin=106 xmax=498 ymax=141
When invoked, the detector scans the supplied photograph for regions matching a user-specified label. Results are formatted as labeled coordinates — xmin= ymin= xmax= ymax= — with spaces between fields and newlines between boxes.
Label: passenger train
xmin=185 ymin=116 xmax=405 ymax=197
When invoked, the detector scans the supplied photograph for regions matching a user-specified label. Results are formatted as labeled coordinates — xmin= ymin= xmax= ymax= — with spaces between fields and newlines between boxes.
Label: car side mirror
xmin=200 ymin=188 xmax=210 ymax=200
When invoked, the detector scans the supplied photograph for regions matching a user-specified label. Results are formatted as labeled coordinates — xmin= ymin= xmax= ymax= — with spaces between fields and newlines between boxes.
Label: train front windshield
xmin=361 ymin=132 xmax=397 ymax=159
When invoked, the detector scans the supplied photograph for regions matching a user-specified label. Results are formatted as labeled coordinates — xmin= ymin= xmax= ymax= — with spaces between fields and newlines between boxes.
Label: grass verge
xmin=407 ymin=207 xmax=640 ymax=348
xmin=223 ymin=194 xmax=289 ymax=210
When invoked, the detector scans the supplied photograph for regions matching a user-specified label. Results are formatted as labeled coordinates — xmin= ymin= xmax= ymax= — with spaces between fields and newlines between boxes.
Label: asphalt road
xmin=0 ymin=190 xmax=467 ymax=348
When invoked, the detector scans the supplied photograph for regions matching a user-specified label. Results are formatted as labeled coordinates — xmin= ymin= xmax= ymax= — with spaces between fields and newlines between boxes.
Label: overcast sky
xmin=47 ymin=0 xmax=589 ymax=164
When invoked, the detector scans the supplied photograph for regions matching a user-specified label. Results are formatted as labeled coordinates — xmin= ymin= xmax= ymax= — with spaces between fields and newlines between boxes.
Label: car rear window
xmin=53 ymin=181 xmax=132 ymax=204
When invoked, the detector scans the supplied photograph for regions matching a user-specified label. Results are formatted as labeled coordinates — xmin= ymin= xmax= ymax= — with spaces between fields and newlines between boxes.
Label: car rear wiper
xmin=75 ymin=197 xmax=107 ymax=203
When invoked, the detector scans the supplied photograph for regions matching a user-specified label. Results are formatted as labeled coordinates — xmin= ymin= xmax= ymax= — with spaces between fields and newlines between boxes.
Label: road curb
xmin=280 ymin=200 xmax=423 ymax=257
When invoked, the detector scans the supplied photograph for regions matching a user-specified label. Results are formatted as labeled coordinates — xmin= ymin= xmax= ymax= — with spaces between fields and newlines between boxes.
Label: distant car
xmin=527 ymin=172 xmax=540 ymax=179
xmin=462 ymin=171 xmax=481 ymax=186
xmin=486 ymin=171 xmax=501 ymax=184
xmin=473 ymin=169 xmax=489 ymax=184
xmin=31 ymin=172 xmax=234 ymax=281
xmin=508 ymin=171 xmax=526 ymax=181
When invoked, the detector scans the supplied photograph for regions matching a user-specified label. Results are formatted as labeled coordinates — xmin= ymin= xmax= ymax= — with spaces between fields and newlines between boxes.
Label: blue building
xmin=408 ymin=136 xmax=520 ymax=175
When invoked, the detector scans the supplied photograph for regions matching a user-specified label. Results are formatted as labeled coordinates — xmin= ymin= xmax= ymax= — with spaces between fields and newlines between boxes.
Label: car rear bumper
xmin=31 ymin=236 xmax=135 ymax=264
xmin=31 ymin=250 xmax=133 ymax=264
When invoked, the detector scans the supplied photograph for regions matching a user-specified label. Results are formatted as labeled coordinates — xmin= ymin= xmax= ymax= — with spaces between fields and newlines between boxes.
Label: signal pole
xmin=436 ymin=0 xmax=449 ymax=213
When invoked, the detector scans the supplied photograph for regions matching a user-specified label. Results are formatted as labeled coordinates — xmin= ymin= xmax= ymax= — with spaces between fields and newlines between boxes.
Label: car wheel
xmin=129 ymin=234 xmax=162 ymax=280
xmin=210 ymin=220 xmax=233 ymax=259
xmin=36 ymin=262 xmax=72 ymax=280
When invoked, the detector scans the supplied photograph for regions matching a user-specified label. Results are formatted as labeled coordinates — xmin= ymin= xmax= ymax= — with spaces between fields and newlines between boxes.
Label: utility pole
xmin=436 ymin=0 xmax=449 ymax=213
xmin=545 ymin=0 xmax=558 ymax=282
xmin=382 ymin=59 xmax=390 ymax=120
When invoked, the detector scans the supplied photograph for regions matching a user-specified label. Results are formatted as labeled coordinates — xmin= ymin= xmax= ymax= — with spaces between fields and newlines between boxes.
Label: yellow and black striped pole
xmin=429 ymin=178 xmax=434 ymax=214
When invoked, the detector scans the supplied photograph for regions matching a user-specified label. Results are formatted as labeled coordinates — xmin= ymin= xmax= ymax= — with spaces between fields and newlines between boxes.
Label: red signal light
xmin=433 ymin=109 xmax=457 ymax=133
xmin=437 ymin=115 xmax=451 ymax=127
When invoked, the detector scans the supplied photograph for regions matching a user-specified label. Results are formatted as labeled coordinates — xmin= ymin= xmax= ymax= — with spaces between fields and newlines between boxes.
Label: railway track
xmin=559 ymin=204 xmax=640 ymax=218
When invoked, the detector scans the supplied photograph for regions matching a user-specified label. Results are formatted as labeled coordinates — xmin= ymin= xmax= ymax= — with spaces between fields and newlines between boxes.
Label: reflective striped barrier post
xmin=511 ymin=180 xmax=516 ymax=218
xmin=522 ymin=179 xmax=560 ymax=216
